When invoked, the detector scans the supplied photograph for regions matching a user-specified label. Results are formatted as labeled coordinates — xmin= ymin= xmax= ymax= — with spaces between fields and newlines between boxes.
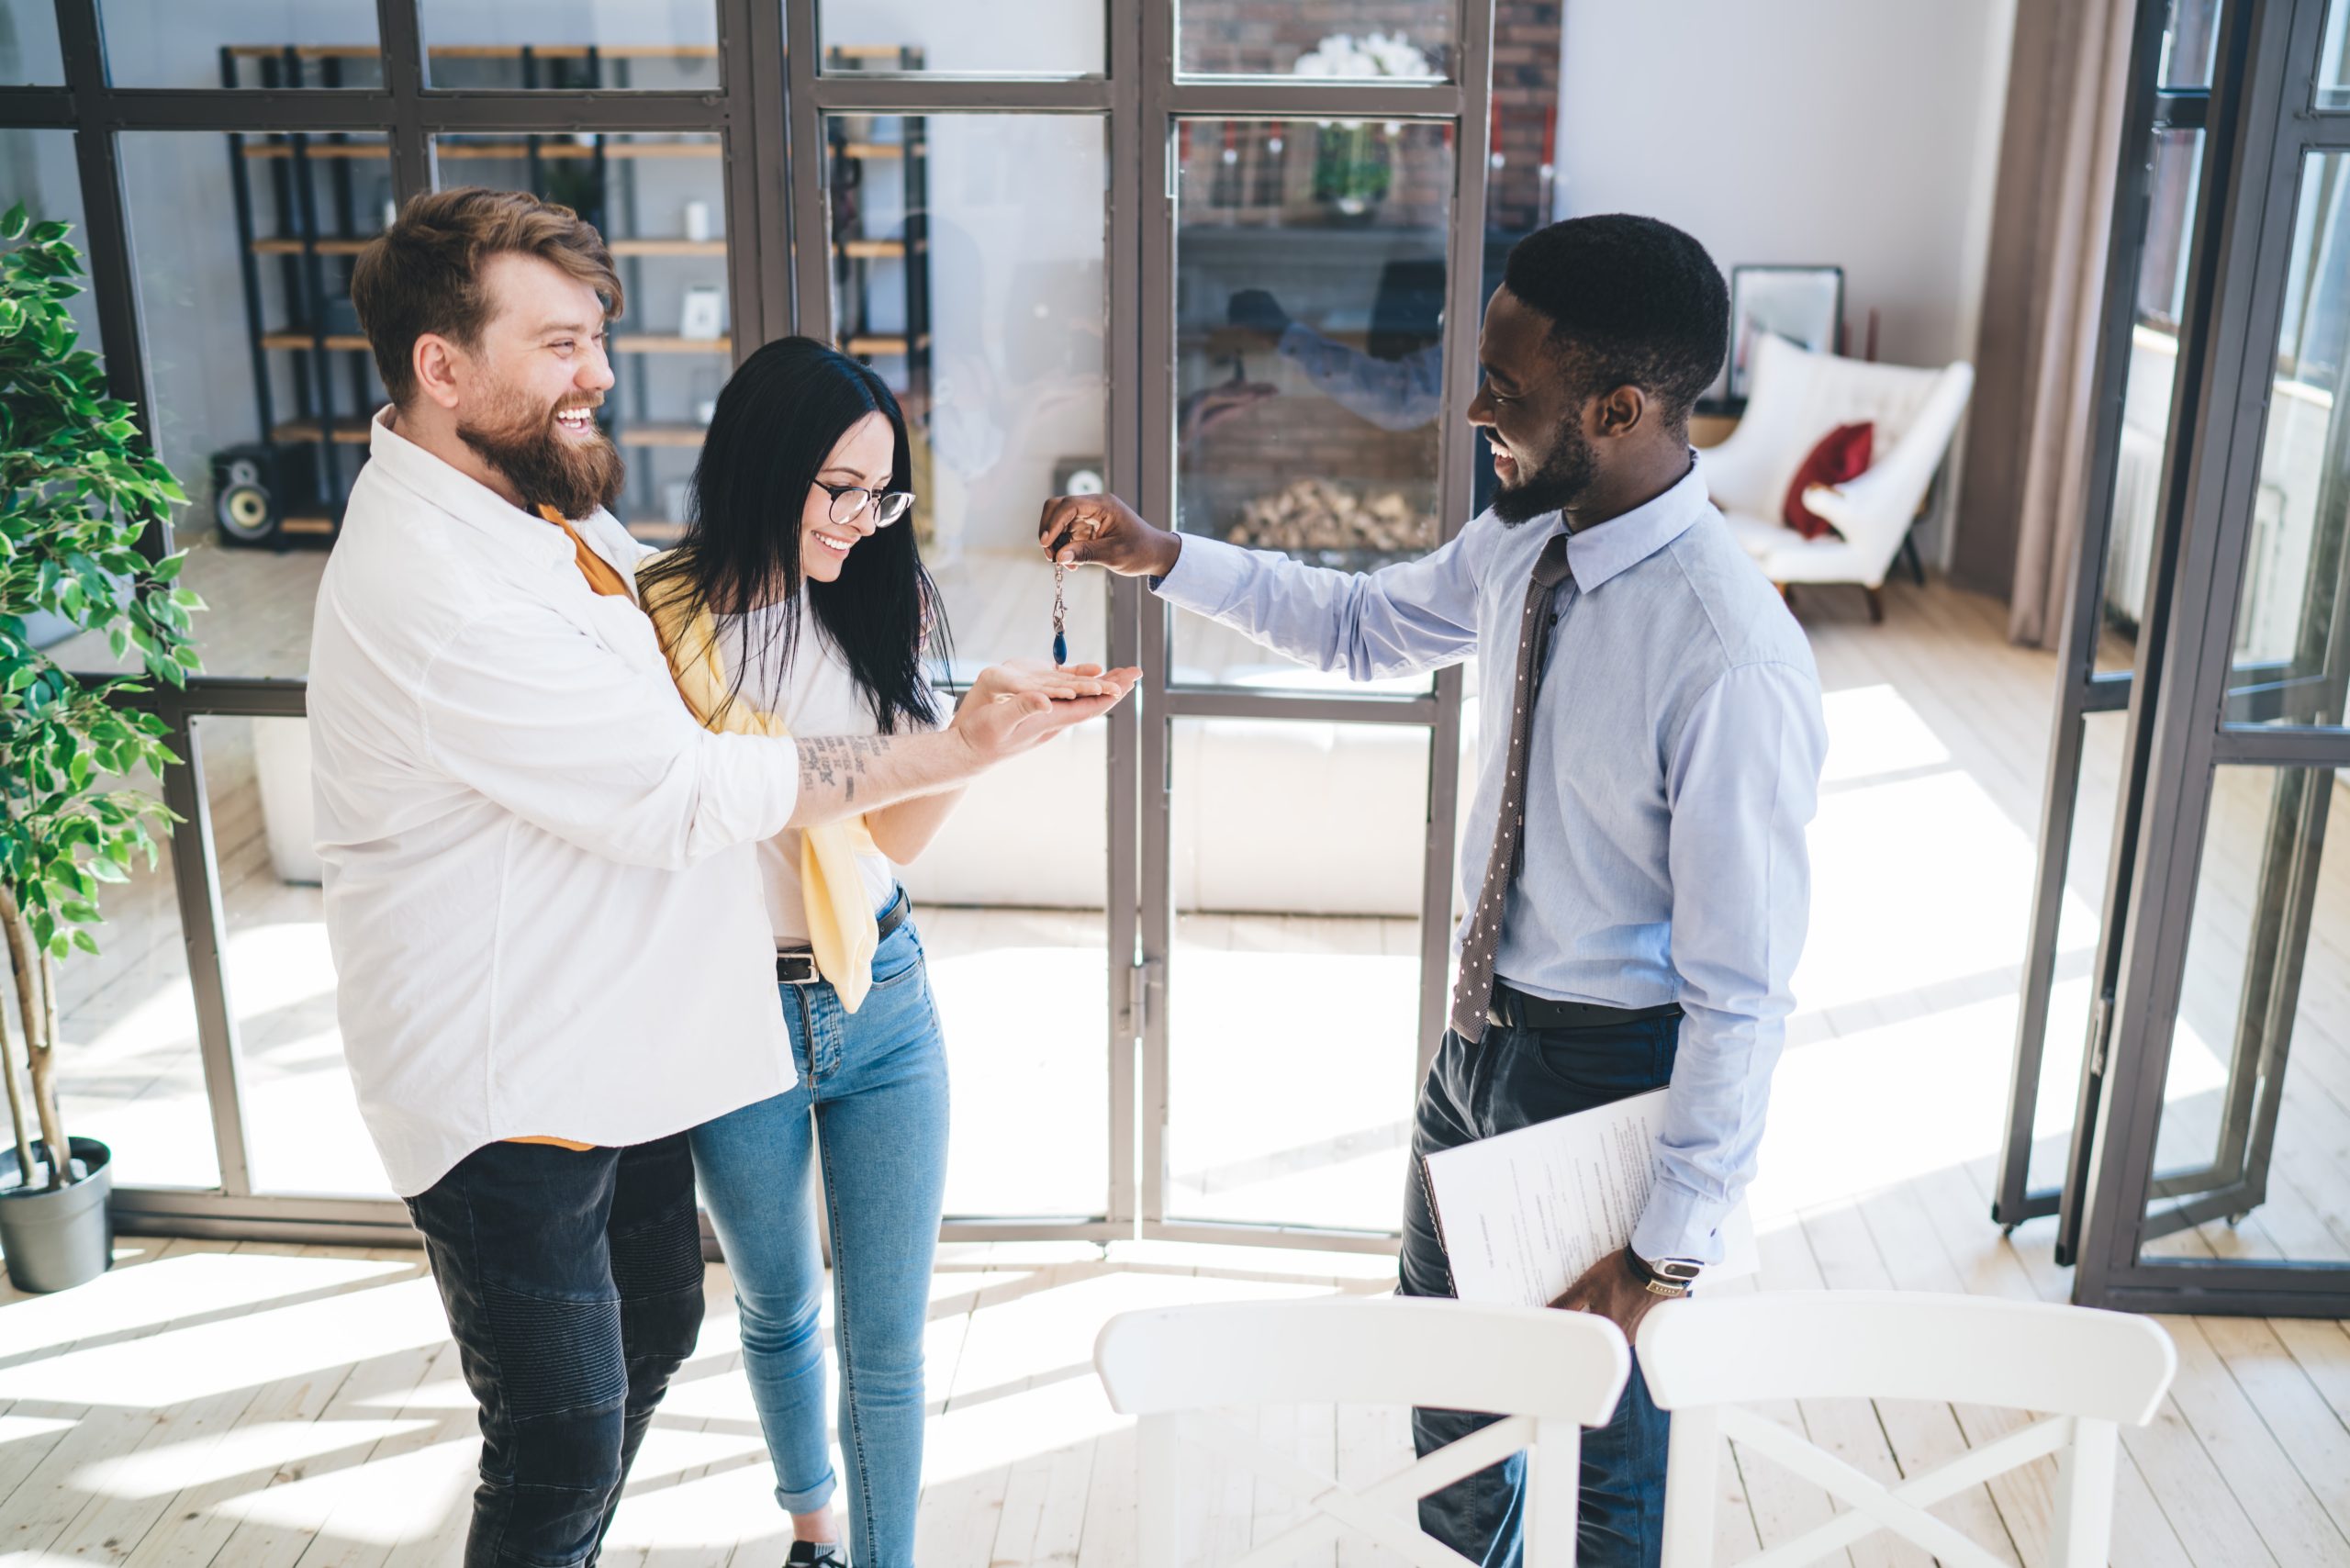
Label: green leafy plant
xmin=0 ymin=202 xmax=199 ymax=1191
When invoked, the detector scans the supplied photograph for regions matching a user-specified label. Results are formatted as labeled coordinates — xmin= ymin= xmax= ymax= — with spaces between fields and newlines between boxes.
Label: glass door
xmin=784 ymin=1 xmax=1136 ymax=1239
xmin=1995 ymin=0 xmax=2228 ymax=1250
xmin=1134 ymin=4 xmax=1495 ymax=1246
xmin=2070 ymin=0 xmax=2350 ymax=1314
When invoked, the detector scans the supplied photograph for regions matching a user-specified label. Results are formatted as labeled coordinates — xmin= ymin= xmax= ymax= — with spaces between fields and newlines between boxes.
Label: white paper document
xmin=1422 ymin=1089 xmax=1758 ymax=1308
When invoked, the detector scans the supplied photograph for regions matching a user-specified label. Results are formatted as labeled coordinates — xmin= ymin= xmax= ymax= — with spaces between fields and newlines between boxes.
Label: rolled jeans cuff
xmin=776 ymin=1469 xmax=837 ymax=1515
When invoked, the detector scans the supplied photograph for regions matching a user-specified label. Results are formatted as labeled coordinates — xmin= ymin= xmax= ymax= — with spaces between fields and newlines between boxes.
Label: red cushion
xmin=1782 ymin=421 xmax=1874 ymax=540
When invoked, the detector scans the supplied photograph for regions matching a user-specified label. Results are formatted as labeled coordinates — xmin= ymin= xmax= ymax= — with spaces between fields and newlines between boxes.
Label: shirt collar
xmin=1551 ymin=457 xmax=1711 ymax=592
xmin=365 ymin=404 xmax=576 ymax=568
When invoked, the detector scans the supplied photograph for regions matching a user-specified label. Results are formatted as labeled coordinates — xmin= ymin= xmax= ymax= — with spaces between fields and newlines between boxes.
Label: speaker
xmin=210 ymin=442 xmax=332 ymax=550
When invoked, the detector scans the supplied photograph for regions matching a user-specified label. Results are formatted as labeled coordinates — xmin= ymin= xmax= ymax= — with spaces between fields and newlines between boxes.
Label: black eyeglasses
xmin=815 ymin=480 xmax=915 ymax=528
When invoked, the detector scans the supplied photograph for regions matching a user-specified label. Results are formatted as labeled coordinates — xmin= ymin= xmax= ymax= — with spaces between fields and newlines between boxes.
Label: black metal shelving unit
xmin=822 ymin=44 xmax=932 ymax=417
xmin=217 ymin=41 xmax=730 ymax=547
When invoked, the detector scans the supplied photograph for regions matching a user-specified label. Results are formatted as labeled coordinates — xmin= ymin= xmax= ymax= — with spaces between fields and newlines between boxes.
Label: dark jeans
xmin=406 ymin=1134 xmax=708 ymax=1568
xmin=1399 ymin=1010 xmax=1681 ymax=1568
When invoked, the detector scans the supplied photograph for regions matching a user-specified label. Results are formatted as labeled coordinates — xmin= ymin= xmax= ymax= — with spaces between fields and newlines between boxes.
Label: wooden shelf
xmin=224 ymin=44 xmax=719 ymax=61
xmin=844 ymin=333 xmax=929 ymax=356
xmin=616 ymin=423 xmax=708 ymax=448
xmin=609 ymin=239 xmax=727 ymax=257
xmin=259 ymin=330 xmax=725 ymax=355
xmin=244 ymin=140 xmax=718 ymax=161
xmin=280 ymin=516 xmax=337 ymax=536
xmin=629 ymin=520 xmax=688 ymax=544
xmin=240 ymin=143 xmax=389 ymax=159
xmin=253 ymin=237 xmax=373 ymax=255
xmin=261 ymin=331 xmax=371 ymax=351
xmin=252 ymin=236 xmax=720 ymax=258
xmin=619 ymin=334 xmax=732 ymax=353
xmin=271 ymin=418 xmax=372 ymax=445
xmin=837 ymin=141 xmax=905 ymax=162
xmin=837 ymin=238 xmax=919 ymax=259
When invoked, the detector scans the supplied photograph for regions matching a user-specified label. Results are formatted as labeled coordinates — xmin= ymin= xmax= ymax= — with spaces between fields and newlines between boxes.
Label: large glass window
xmin=2101 ymin=129 xmax=2206 ymax=672
xmin=2225 ymin=151 xmax=2350 ymax=726
xmin=1172 ymin=117 xmax=1450 ymax=693
xmin=100 ymin=3 xmax=384 ymax=89
xmin=1165 ymin=719 xmax=1428 ymax=1232
xmin=192 ymin=716 xmax=393 ymax=1198
xmin=0 ymin=0 xmax=62 ymax=83
xmin=2138 ymin=766 xmax=2350 ymax=1265
xmin=46 ymin=808 xmax=220 ymax=1193
xmin=1177 ymin=5 xmax=1453 ymax=80
xmin=820 ymin=110 xmax=1115 ymax=1219
xmin=420 ymin=2 xmax=719 ymax=90
xmin=816 ymin=2 xmax=1104 ymax=80
xmin=118 ymin=129 xmax=392 ymax=682
xmin=437 ymin=130 xmax=731 ymax=546
xmin=822 ymin=112 xmax=1110 ymax=673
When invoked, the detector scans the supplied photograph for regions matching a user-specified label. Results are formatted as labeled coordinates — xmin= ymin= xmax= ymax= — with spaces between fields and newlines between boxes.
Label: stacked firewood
xmin=1226 ymin=477 xmax=1438 ymax=554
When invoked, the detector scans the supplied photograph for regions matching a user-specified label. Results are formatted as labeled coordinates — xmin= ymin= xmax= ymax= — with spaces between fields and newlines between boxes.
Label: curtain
xmin=1955 ymin=0 xmax=2137 ymax=646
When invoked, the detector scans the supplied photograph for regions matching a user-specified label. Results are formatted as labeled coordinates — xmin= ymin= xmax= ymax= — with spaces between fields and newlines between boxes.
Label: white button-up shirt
xmin=308 ymin=409 xmax=800 ymax=1197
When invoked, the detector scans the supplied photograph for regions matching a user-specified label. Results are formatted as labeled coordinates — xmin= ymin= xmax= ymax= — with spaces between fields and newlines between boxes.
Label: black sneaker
xmin=784 ymin=1544 xmax=846 ymax=1568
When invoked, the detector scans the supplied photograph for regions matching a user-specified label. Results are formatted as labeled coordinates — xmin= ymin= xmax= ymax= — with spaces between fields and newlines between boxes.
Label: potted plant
xmin=0 ymin=202 xmax=200 ymax=1293
xmin=1292 ymin=32 xmax=1434 ymax=222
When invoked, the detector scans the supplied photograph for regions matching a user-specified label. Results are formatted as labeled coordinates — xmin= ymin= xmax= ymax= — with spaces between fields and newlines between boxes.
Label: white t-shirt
xmin=718 ymin=597 xmax=945 ymax=945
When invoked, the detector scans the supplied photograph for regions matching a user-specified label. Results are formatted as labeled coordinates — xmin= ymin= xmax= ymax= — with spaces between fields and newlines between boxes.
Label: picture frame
xmin=1720 ymin=264 xmax=1844 ymax=402
xmin=678 ymin=283 xmax=725 ymax=342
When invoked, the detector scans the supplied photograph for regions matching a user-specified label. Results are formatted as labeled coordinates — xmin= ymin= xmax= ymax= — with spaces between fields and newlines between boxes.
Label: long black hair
xmin=639 ymin=335 xmax=950 ymax=734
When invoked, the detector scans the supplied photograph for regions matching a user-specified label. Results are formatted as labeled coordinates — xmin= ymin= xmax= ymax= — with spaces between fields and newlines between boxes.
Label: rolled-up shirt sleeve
xmin=1631 ymin=659 xmax=1828 ymax=1265
xmin=416 ymin=606 xmax=799 ymax=870
xmin=1153 ymin=527 xmax=1483 ymax=680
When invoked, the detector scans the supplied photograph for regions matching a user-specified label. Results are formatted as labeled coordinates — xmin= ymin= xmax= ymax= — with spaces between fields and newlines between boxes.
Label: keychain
xmin=1047 ymin=525 xmax=1075 ymax=666
xmin=1051 ymin=559 xmax=1069 ymax=666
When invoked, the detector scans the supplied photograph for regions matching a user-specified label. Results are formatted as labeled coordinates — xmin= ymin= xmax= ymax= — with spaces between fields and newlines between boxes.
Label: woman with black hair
xmin=640 ymin=336 xmax=1124 ymax=1568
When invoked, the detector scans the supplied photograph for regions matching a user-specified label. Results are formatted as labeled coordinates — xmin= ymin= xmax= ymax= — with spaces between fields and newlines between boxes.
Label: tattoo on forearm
xmin=798 ymin=734 xmax=892 ymax=803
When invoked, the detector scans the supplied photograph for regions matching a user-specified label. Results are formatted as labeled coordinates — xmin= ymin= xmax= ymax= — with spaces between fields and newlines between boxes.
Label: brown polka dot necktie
xmin=1449 ymin=532 xmax=1574 ymax=1044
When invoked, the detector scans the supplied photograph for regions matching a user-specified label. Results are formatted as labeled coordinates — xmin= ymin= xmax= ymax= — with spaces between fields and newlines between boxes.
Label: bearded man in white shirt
xmin=309 ymin=186 xmax=1134 ymax=1568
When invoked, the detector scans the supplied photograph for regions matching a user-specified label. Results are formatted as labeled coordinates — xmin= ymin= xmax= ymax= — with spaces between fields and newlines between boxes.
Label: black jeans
xmin=1398 ymin=1010 xmax=1682 ymax=1568
xmin=406 ymin=1135 xmax=707 ymax=1567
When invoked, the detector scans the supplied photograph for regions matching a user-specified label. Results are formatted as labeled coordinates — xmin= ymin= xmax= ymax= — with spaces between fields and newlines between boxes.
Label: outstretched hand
xmin=1038 ymin=493 xmax=1183 ymax=579
xmin=949 ymin=659 xmax=1139 ymax=767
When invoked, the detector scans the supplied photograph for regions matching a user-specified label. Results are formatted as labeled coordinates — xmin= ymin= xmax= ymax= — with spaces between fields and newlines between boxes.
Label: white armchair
xmin=1698 ymin=333 xmax=1974 ymax=622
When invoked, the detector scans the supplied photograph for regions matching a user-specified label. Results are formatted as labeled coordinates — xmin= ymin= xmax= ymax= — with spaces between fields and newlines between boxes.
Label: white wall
xmin=1555 ymin=0 xmax=2013 ymax=552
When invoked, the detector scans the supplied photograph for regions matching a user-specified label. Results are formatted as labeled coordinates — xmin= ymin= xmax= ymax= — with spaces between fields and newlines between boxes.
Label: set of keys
xmin=1046 ymin=526 xmax=1073 ymax=666
xmin=1051 ymin=560 xmax=1069 ymax=666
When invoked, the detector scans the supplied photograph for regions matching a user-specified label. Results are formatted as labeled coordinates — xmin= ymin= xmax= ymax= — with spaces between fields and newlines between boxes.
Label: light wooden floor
xmin=12 ymin=566 xmax=2350 ymax=1565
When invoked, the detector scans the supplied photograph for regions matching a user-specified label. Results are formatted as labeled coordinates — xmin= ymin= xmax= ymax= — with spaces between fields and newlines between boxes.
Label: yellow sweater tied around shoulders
xmin=639 ymin=555 xmax=883 ymax=1014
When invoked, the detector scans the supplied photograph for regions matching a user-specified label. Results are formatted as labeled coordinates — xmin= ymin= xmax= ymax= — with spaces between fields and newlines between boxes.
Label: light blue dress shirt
xmin=1154 ymin=463 xmax=1828 ymax=1264
xmin=1277 ymin=321 xmax=1447 ymax=432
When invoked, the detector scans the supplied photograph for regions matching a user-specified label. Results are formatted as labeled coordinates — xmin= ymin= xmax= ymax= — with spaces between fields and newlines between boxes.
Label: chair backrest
xmin=1096 ymin=1297 xmax=1631 ymax=1568
xmin=1638 ymin=1292 xmax=2177 ymax=1568
xmin=1704 ymin=334 xmax=1972 ymax=521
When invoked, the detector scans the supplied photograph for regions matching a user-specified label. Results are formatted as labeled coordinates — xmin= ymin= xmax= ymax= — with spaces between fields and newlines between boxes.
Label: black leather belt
xmin=1486 ymin=980 xmax=1682 ymax=1032
xmin=777 ymin=888 xmax=911 ymax=985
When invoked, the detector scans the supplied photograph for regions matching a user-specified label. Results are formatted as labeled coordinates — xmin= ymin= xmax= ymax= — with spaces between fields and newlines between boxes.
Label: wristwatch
xmin=1625 ymin=1249 xmax=1703 ymax=1298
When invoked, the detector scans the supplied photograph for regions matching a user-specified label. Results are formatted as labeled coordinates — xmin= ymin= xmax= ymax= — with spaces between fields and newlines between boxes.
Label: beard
xmin=1489 ymin=414 xmax=1598 ymax=526
xmin=458 ymin=382 xmax=626 ymax=521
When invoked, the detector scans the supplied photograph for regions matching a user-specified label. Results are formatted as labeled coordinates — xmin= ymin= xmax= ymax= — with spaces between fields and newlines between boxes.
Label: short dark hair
xmin=1501 ymin=215 xmax=1729 ymax=431
xmin=351 ymin=186 xmax=623 ymax=407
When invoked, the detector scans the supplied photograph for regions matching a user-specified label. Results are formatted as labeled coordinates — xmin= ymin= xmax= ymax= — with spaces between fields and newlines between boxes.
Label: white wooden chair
xmin=1697 ymin=334 xmax=1975 ymax=622
xmin=1637 ymin=1291 xmax=2177 ymax=1568
xmin=1092 ymin=1297 xmax=1631 ymax=1567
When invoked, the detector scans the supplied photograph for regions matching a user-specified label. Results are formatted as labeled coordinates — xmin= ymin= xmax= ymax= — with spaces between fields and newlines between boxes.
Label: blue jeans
xmin=1398 ymin=1011 xmax=1680 ymax=1568
xmin=405 ymin=1134 xmax=707 ymax=1568
xmin=691 ymin=917 xmax=949 ymax=1568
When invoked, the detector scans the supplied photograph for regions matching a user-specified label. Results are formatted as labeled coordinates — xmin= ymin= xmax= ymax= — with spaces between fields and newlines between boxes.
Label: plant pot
xmin=0 ymin=1137 xmax=115 ymax=1293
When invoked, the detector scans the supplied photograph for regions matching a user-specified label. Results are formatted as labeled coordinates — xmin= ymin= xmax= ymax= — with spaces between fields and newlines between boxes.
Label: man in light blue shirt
xmin=1043 ymin=215 xmax=1827 ymax=1568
